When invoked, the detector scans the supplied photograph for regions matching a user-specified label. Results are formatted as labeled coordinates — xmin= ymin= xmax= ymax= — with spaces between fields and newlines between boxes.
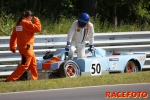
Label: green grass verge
xmin=0 ymin=71 xmax=150 ymax=93
xmin=1 ymin=13 xmax=150 ymax=36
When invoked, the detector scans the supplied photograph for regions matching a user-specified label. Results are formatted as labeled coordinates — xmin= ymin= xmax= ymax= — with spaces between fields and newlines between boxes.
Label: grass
xmin=0 ymin=13 xmax=150 ymax=36
xmin=40 ymin=17 xmax=76 ymax=35
xmin=0 ymin=71 xmax=150 ymax=93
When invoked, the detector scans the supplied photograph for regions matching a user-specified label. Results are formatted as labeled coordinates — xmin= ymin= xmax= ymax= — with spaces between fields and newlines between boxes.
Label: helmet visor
xmin=78 ymin=20 xmax=87 ymax=27
xmin=78 ymin=18 xmax=88 ymax=24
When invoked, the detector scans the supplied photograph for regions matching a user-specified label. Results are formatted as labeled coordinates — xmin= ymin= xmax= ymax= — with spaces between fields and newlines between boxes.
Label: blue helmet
xmin=78 ymin=13 xmax=90 ymax=24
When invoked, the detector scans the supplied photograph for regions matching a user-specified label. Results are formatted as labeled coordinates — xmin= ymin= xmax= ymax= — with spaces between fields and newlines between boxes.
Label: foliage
xmin=0 ymin=14 xmax=150 ymax=36
xmin=0 ymin=12 xmax=15 ymax=36
xmin=40 ymin=17 xmax=76 ymax=35
xmin=0 ymin=0 xmax=150 ymax=22
xmin=0 ymin=0 xmax=150 ymax=35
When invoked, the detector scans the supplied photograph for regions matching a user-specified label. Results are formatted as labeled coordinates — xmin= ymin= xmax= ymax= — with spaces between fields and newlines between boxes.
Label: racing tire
xmin=124 ymin=60 xmax=139 ymax=73
xmin=59 ymin=60 xmax=80 ymax=77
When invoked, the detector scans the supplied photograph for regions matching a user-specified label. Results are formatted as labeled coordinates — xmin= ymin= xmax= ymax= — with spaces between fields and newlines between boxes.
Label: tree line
xmin=0 ymin=0 xmax=150 ymax=27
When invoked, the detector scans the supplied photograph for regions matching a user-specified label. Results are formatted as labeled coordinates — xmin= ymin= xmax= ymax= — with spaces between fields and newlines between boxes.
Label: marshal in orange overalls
xmin=6 ymin=17 xmax=41 ymax=82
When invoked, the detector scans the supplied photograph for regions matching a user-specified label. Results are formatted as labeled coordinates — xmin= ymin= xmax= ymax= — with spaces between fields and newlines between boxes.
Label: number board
xmin=90 ymin=60 xmax=102 ymax=76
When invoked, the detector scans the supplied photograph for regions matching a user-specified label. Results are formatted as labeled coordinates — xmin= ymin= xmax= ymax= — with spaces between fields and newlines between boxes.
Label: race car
xmin=36 ymin=47 xmax=146 ymax=78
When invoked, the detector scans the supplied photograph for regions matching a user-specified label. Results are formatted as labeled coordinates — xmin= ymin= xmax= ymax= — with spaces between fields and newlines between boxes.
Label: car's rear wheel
xmin=125 ymin=60 xmax=139 ymax=73
xmin=59 ymin=60 xmax=80 ymax=77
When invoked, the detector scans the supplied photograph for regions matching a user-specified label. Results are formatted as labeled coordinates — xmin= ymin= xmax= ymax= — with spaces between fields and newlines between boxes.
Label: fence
xmin=0 ymin=31 xmax=150 ymax=76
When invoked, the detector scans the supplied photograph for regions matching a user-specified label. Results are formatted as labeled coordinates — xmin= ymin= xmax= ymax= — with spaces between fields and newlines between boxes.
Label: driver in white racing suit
xmin=65 ymin=13 xmax=94 ymax=59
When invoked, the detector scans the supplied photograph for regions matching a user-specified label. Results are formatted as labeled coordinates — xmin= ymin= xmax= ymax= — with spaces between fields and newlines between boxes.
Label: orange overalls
xmin=6 ymin=17 xmax=41 ymax=82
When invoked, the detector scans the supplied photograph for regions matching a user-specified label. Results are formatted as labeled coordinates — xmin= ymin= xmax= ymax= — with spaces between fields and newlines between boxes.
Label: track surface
xmin=0 ymin=83 xmax=150 ymax=100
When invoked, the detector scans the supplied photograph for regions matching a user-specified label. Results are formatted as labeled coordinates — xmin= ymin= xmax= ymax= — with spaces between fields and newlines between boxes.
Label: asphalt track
xmin=0 ymin=83 xmax=150 ymax=100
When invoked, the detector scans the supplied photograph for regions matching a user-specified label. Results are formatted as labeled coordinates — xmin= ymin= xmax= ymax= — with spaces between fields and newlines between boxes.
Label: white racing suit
xmin=67 ymin=20 xmax=94 ymax=59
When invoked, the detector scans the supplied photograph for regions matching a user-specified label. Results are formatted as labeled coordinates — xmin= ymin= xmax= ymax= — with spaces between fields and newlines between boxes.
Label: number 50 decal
xmin=90 ymin=60 xmax=101 ymax=76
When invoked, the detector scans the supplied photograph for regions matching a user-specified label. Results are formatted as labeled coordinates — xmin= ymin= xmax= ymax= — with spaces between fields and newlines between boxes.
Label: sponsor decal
xmin=76 ymin=28 xmax=80 ymax=32
xmin=109 ymin=58 xmax=119 ymax=61
xmin=16 ymin=26 xmax=23 ymax=31
xmin=140 ymin=56 xmax=145 ymax=61
xmin=112 ymin=63 xmax=117 ymax=69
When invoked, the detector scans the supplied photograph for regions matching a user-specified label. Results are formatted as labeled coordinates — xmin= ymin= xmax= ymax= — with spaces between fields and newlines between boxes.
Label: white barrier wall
xmin=0 ymin=31 xmax=150 ymax=76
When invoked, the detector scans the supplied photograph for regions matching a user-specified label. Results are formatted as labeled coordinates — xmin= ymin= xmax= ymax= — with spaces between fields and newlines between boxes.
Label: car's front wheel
xmin=59 ymin=60 xmax=80 ymax=77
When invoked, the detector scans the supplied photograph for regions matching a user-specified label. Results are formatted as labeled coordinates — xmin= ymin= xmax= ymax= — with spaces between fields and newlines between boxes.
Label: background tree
xmin=0 ymin=0 xmax=150 ymax=29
